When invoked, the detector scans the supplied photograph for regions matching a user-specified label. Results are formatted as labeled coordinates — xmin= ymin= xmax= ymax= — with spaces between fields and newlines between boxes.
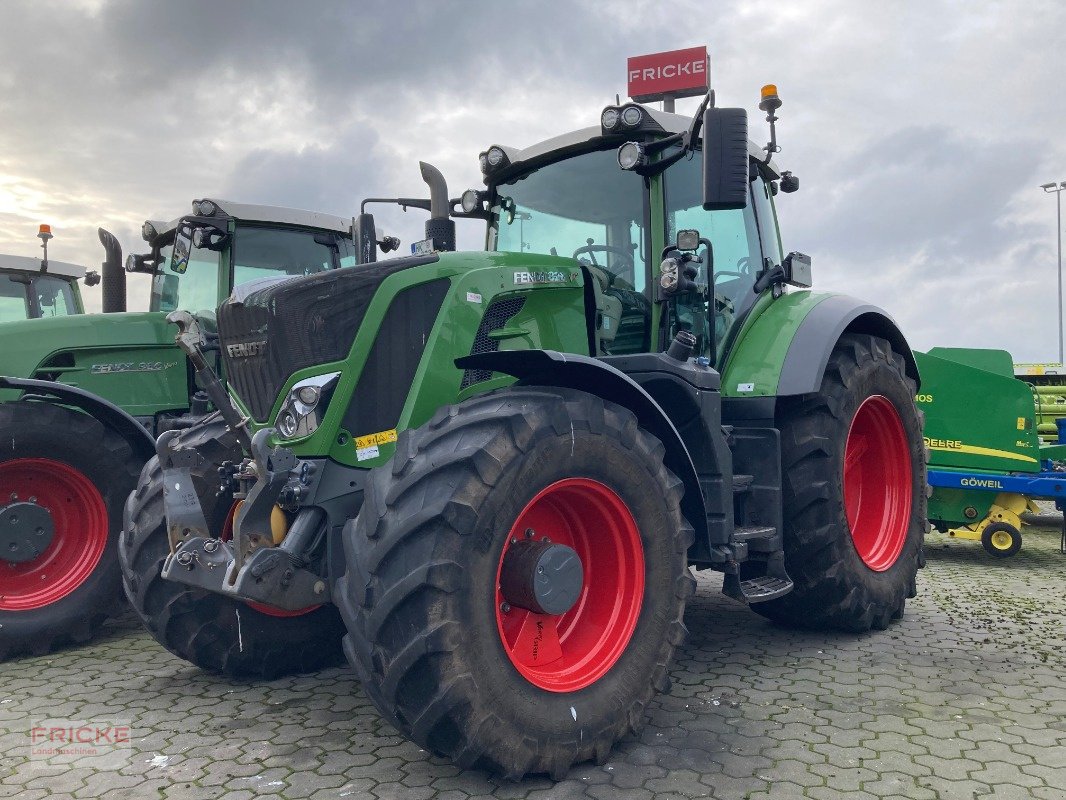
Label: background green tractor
xmin=0 ymin=200 xmax=374 ymax=660
xmin=121 ymin=85 xmax=926 ymax=778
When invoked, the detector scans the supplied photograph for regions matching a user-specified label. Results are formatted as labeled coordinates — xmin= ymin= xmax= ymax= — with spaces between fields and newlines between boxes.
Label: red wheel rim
xmin=495 ymin=478 xmax=645 ymax=693
xmin=220 ymin=501 xmax=319 ymax=618
xmin=843 ymin=395 xmax=912 ymax=572
xmin=0 ymin=458 xmax=108 ymax=611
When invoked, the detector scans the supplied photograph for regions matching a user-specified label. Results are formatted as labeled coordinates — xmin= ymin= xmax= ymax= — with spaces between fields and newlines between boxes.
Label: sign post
xmin=627 ymin=46 xmax=709 ymax=112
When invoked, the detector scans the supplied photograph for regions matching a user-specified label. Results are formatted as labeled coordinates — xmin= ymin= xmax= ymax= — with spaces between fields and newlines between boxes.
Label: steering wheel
xmin=572 ymin=239 xmax=635 ymax=274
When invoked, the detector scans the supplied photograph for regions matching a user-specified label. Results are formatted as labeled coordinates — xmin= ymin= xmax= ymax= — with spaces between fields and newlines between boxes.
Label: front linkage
xmin=160 ymin=314 xmax=335 ymax=612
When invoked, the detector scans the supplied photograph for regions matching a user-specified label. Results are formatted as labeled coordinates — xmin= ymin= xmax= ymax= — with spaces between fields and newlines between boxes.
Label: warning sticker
xmin=356 ymin=445 xmax=380 ymax=462
xmin=355 ymin=429 xmax=398 ymax=450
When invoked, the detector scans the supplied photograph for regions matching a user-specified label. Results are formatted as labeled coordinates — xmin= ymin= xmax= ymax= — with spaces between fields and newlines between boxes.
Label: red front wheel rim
xmin=495 ymin=478 xmax=645 ymax=693
xmin=843 ymin=395 xmax=912 ymax=572
xmin=0 ymin=458 xmax=108 ymax=611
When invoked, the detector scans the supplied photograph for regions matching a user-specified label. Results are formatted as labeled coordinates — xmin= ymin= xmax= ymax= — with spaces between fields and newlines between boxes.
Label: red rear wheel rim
xmin=220 ymin=501 xmax=319 ymax=618
xmin=843 ymin=395 xmax=912 ymax=571
xmin=495 ymin=478 xmax=645 ymax=693
xmin=0 ymin=458 xmax=108 ymax=611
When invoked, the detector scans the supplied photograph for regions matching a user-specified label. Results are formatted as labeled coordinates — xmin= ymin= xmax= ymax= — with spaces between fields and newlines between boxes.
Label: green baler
xmin=919 ymin=347 xmax=1066 ymax=556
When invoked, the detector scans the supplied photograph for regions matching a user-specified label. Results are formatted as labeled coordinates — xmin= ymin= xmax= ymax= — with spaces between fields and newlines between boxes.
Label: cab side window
xmin=663 ymin=153 xmax=764 ymax=360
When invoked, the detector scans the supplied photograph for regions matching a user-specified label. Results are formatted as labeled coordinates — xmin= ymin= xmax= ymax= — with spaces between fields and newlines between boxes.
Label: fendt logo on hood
xmin=226 ymin=341 xmax=267 ymax=358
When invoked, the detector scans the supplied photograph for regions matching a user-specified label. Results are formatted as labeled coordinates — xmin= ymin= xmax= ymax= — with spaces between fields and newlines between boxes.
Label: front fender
xmin=0 ymin=376 xmax=156 ymax=462
xmin=455 ymin=350 xmax=708 ymax=544
xmin=721 ymin=292 xmax=919 ymax=398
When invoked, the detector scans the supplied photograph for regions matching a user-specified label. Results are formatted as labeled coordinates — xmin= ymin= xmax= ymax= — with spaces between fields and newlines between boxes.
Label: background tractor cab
xmin=129 ymin=198 xmax=364 ymax=325
xmin=0 ymin=199 xmax=363 ymax=426
xmin=0 ymin=225 xmax=99 ymax=322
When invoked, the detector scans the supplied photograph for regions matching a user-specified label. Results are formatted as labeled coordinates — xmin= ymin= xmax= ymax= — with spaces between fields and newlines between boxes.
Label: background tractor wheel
xmin=752 ymin=334 xmax=926 ymax=632
xmin=119 ymin=413 xmax=345 ymax=678
xmin=981 ymin=522 xmax=1022 ymax=557
xmin=335 ymin=387 xmax=694 ymax=780
xmin=0 ymin=401 xmax=139 ymax=660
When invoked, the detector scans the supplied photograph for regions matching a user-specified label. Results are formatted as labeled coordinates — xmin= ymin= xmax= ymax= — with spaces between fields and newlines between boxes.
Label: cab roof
xmin=489 ymin=106 xmax=780 ymax=183
xmin=156 ymin=199 xmax=352 ymax=238
xmin=0 ymin=254 xmax=86 ymax=279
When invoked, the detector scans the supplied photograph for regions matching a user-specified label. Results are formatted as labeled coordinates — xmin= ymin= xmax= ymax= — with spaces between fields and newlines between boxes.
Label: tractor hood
xmin=0 ymin=311 xmax=189 ymax=415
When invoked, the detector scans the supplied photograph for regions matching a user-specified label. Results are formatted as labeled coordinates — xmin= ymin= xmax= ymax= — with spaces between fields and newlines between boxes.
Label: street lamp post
xmin=1042 ymin=181 xmax=1066 ymax=364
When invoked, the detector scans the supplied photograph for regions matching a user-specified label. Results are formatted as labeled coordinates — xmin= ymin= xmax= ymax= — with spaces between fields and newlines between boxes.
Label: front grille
xmin=460 ymin=296 xmax=526 ymax=389
xmin=218 ymin=255 xmax=438 ymax=421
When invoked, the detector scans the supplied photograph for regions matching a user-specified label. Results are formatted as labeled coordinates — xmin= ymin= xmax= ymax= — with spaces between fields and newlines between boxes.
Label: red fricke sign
xmin=627 ymin=46 xmax=709 ymax=102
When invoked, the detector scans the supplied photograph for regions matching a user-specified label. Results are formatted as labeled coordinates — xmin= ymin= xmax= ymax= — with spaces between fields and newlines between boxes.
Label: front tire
xmin=0 ymin=402 xmax=139 ymax=660
xmin=335 ymin=388 xmax=694 ymax=779
xmin=119 ymin=413 xmax=346 ymax=678
xmin=752 ymin=334 xmax=926 ymax=632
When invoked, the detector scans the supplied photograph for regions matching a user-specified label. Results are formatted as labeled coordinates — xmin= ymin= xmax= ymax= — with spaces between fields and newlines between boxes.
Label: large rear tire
xmin=0 ymin=401 xmax=139 ymax=660
xmin=335 ymin=388 xmax=694 ymax=779
xmin=752 ymin=334 xmax=925 ymax=631
xmin=118 ymin=413 xmax=345 ymax=678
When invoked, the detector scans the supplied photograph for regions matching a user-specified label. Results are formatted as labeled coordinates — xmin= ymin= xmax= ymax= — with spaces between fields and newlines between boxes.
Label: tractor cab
xmin=471 ymin=94 xmax=799 ymax=366
xmin=0 ymin=223 xmax=98 ymax=322
xmin=127 ymin=199 xmax=361 ymax=323
xmin=0 ymin=254 xmax=89 ymax=322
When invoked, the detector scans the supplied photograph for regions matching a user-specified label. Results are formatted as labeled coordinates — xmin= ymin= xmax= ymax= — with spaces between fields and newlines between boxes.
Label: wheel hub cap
xmin=2 ymin=500 xmax=55 ymax=564
xmin=500 ymin=539 xmax=584 ymax=615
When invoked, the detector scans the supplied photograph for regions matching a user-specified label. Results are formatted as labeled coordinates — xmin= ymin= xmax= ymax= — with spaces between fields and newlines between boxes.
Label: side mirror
xmin=171 ymin=227 xmax=192 ymax=274
xmin=702 ymin=107 xmax=749 ymax=211
xmin=353 ymin=213 xmax=377 ymax=264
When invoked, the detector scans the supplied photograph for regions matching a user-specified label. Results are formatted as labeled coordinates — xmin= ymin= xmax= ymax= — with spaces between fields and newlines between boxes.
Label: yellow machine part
xmin=231 ymin=499 xmax=290 ymax=545
xmin=946 ymin=492 xmax=1027 ymax=542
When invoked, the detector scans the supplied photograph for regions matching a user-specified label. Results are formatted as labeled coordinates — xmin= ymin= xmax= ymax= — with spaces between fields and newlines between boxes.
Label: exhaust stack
xmin=419 ymin=161 xmax=455 ymax=252
xmin=98 ymin=227 xmax=125 ymax=313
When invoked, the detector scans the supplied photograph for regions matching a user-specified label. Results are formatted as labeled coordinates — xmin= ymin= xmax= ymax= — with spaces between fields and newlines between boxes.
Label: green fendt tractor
xmin=121 ymin=86 xmax=926 ymax=778
xmin=0 ymin=201 xmax=370 ymax=659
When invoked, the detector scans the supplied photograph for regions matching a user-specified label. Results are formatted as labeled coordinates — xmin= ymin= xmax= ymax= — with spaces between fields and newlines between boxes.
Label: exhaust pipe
xmin=419 ymin=161 xmax=455 ymax=252
xmin=98 ymin=227 xmax=125 ymax=313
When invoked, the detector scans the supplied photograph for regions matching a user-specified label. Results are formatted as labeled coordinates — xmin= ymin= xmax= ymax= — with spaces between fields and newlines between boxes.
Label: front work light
xmin=621 ymin=105 xmax=643 ymax=127
xmin=617 ymin=141 xmax=648 ymax=171
xmin=461 ymin=189 xmax=482 ymax=213
xmin=601 ymin=107 xmax=621 ymax=131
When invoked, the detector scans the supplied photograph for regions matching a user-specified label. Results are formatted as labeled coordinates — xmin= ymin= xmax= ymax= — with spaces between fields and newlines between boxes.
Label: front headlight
xmin=274 ymin=372 xmax=340 ymax=440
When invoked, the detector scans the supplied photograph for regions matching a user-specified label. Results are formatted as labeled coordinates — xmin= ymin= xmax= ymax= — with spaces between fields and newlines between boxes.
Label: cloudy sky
xmin=1 ymin=0 xmax=1064 ymax=361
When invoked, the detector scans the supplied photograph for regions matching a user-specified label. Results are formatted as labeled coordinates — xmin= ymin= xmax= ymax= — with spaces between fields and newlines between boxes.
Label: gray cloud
xmin=0 ymin=0 xmax=1064 ymax=366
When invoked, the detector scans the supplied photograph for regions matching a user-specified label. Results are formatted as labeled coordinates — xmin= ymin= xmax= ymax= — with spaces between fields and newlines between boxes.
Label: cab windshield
xmin=151 ymin=224 xmax=355 ymax=315
xmin=491 ymin=148 xmax=650 ymax=352
xmin=0 ymin=272 xmax=79 ymax=321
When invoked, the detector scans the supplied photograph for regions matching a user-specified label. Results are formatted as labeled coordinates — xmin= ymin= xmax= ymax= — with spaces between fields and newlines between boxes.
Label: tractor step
xmin=732 ymin=474 xmax=754 ymax=493
xmin=731 ymin=525 xmax=781 ymax=553
xmin=722 ymin=573 xmax=794 ymax=604
xmin=732 ymin=525 xmax=774 ymax=541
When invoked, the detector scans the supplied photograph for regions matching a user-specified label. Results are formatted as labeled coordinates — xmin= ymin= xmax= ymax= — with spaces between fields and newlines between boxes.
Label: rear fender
xmin=722 ymin=292 xmax=919 ymax=398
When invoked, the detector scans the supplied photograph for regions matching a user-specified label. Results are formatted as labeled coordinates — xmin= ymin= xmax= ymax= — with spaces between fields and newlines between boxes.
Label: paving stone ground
xmin=2 ymin=526 xmax=1065 ymax=799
